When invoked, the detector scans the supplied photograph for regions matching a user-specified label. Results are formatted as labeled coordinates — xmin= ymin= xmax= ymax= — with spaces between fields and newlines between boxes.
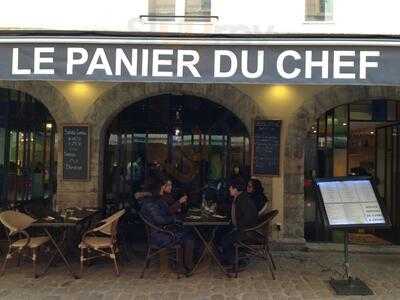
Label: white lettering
xmin=34 ymin=47 xmax=54 ymax=75
xmin=142 ymin=49 xmax=148 ymax=76
xmin=277 ymin=50 xmax=301 ymax=79
xmin=360 ymin=51 xmax=380 ymax=79
xmin=86 ymin=48 xmax=112 ymax=75
xmin=12 ymin=48 xmax=31 ymax=75
xmin=177 ymin=50 xmax=200 ymax=77
xmin=115 ymin=49 xmax=137 ymax=76
xmin=67 ymin=48 xmax=88 ymax=75
xmin=152 ymin=49 xmax=173 ymax=77
xmin=214 ymin=50 xmax=237 ymax=78
xmin=305 ymin=50 xmax=329 ymax=79
xmin=241 ymin=50 xmax=264 ymax=79
xmin=334 ymin=51 xmax=356 ymax=79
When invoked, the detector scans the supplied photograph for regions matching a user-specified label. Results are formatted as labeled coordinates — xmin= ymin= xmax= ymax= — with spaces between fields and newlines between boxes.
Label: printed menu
xmin=317 ymin=180 xmax=385 ymax=225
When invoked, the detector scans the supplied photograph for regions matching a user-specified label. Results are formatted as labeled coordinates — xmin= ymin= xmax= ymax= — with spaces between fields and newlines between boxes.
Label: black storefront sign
xmin=0 ymin=38 xmax=399 ymax=85
xmin=62 ymin=125 xmax=89 ymax=180
xmin=252 ymin=120 xmax=281 ymax=176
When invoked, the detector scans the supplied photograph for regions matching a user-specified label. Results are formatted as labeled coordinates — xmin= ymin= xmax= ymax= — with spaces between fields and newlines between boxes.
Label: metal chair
xmin=0 ymin=210 xmax=50 ymax=278
xmin=139 ymin=213 xmax=182 ymax=279
xmin=234 ymin=209 xmax=279 ymax=279
xmin=79 ymin=209 xmax=126 ymax=276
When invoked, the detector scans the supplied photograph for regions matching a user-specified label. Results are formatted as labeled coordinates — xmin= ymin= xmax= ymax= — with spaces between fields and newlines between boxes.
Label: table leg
xmin=189 ymin=226 xmax=231 ymax=278
xmin=42 ymin=228 xmax=79 ymax=279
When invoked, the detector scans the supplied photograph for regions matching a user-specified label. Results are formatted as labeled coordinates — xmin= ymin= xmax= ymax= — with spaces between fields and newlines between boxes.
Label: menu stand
xmin=314 ymin=176 xmax=391 ymax=296
xmin=329 ymin=230 xmax=373 ymax=295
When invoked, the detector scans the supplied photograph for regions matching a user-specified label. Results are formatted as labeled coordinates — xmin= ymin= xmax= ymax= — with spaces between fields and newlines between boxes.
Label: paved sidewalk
xmin=0 ymin=251 xmax=399 ymax=299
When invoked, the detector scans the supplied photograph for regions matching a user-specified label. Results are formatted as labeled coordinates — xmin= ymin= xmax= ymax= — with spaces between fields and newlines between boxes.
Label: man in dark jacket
xmin=217 ymin=178 xmax=258 ymax=266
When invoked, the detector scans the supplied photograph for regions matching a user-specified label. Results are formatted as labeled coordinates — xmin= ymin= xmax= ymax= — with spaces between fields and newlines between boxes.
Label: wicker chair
xmin=0 ymin=210 xmax=50 ymax=278
xmin=234 ymin=209 xmax=279 ymax=279
xmin=139 ymin=213 xmax=183 ymax=279
xmin=79 ymin=209 xmax=126 ymax=276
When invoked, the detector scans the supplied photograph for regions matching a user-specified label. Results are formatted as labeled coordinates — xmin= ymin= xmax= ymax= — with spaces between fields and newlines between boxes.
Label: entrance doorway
xmin=304 ymin=99 xmax=400 ymax=244
xmin=0 ymin=88 xmax=57 ymax=208
xmin=103 ymin=94 xmax=250 ymax=206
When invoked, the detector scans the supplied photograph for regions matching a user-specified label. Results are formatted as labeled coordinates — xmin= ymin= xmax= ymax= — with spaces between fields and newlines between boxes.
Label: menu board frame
xmin=62 ymin=124 xmax=90 ymax=181
xmin=251 ymin=119 xmax=281 ymax=177
xmin=314 ymin=176 xmax=391 ymax=230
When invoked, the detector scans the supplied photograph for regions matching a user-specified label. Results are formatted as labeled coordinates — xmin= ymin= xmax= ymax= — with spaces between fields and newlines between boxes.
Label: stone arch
xmin=84 ymin=82 xmax=267 ymax=205
xmin=0 ymin=81 xmax=75 ymax=124
xmin=284 ymin=85 xmax=400 ymax=240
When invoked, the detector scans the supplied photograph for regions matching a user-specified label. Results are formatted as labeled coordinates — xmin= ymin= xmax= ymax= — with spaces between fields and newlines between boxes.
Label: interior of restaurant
xmin=103 ymin=94 xmax=250 ymax=216
xmin=0 ymin=88 xmax=57 ymax=209
xmin=304 ymin=99 xmax=400 ymax=244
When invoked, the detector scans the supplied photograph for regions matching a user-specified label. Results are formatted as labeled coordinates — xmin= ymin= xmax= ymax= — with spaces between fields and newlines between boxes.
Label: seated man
xmin=140 ymin=178 xmax=194 ymax=272
xmin=216 ymin=178 xmax=258 ymax=266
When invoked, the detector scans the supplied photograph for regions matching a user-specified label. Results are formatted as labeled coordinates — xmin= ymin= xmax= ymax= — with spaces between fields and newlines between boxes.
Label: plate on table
xmin=186 ymin=215 xmax=202 ymax=220
xmin=211 ymin=214 xmax=226 ymax=219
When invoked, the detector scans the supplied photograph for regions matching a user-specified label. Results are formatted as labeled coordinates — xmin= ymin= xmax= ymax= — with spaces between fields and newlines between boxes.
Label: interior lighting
xmin=342 ymin=122 xmax=347 ymax=126
xmin=370 ymin=131 xmax=375 ymax=135
xmin=46 ymin=123 xmax=53 ymax=129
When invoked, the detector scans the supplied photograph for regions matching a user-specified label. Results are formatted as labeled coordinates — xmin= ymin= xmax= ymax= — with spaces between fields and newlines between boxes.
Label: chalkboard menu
xmin=62 ymin=125 xmax=90 ymax=180
xmin=252 ymin=120 xmax=281 ymax=176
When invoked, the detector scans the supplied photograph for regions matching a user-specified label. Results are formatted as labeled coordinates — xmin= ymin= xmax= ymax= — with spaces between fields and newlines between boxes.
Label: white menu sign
xmin=317 ymin=180 xmax=385 ymax=225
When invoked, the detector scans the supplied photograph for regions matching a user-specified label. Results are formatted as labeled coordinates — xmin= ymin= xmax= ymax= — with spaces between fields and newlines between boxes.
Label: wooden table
xmin=30 ymin=207 xmax=100 ymax=279
xmin=183 ymin=210 xmax=231 ymax=277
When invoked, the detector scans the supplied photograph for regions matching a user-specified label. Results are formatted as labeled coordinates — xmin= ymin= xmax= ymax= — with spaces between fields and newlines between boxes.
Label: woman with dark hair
xmin=247 ymin=178 xmax=269 ymax=216
xmin=159 ymin=177 xmax=188 ymax=215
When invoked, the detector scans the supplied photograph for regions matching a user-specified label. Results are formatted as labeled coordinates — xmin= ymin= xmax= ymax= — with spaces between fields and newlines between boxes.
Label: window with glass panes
xmin=0 ymin=88 xmax=56 ymax=208
xmin=104 ymin=94 xmax=250 ymax=201
xmin=305 ymin=0 xmax=333 ymax=21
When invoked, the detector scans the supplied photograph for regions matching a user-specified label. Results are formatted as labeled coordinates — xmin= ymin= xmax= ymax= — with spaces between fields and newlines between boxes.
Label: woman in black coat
xmin=246 ymin=178 xmax=269 ymax=215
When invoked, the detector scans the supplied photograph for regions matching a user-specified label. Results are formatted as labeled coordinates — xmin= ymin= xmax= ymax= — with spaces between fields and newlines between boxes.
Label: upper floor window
xmin=147 ymin=0 xmax=212 ymax=22
xmin=148 ymin=0 xmax=175 ymax=21
xmin=185 ymin=0 xmax=211 ymax=22
xmin=305 ymin=0 xmax=333 ymax=22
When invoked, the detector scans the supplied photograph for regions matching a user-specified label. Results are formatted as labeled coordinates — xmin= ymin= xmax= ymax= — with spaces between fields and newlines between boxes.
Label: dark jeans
xmin=150 ymin=225 xmax=194 ymax=270
xmin=215 ymin=225 xmax=239 ymax=265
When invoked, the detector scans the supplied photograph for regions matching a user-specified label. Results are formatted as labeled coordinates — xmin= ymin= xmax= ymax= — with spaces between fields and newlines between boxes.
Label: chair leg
xmin=17 ymin=250 xmax=21 ymax=267
xmin=265 ymin=242 xmax=276 ymax=270
xmin=0 ymin=248 xmax=11 ymax=277
xmin=80 ymin=247 xmax=84 ymax=277
xmin=140 ymin=249 xmax=151 ymax=279
xmin=234 ymin=245 xmax=239 ymax=278
xmin=176 ymin=246 xmax=182 ymax=279
xmin=32 ymin=248 xmax=38 ymax=278
xmin=111 ymin=246 xmax=119 ymax=276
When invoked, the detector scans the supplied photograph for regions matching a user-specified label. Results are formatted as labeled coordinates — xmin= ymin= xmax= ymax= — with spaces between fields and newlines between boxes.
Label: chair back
xmin=0 ymin=210 xmax=36 ymax=235
xmin=138 ymin=213 xmax=175 ymax=246
xmin=245 ymin=209 xmax=279 ymax=232
xmin=95 ymin=209 xmax=126 ymax=237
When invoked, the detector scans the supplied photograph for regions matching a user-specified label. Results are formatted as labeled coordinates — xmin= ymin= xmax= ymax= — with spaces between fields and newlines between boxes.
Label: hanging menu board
xmin=62 ymin=125 xmax=90 ymax=180
xmin=314 ymin=177 xmax=391 ymax=229
xmin=252 ymin=120 xmax=281 ymax=176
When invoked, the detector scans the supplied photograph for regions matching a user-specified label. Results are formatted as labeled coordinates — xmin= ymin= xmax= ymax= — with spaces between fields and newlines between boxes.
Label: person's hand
xmin=179 ymin=195 xmax=188 ymax=204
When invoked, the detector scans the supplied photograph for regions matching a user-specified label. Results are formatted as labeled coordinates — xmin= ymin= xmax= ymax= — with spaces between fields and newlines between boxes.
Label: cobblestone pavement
xmin=0 ymin=251 xmax=400 ymax=299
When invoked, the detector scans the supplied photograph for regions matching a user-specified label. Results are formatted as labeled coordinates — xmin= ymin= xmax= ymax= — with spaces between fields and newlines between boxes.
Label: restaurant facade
xmin=0 ymin=34 xmax=399 ymax=246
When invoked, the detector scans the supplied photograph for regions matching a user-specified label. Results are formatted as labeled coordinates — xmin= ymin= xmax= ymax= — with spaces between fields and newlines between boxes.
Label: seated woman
xmin=159 ymin=177 xmax=188 ymax=215
xmin=140 ymin=178 xmax=193 ymax=271
xmin=247 ymin=178 xmax=270 ymax=216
